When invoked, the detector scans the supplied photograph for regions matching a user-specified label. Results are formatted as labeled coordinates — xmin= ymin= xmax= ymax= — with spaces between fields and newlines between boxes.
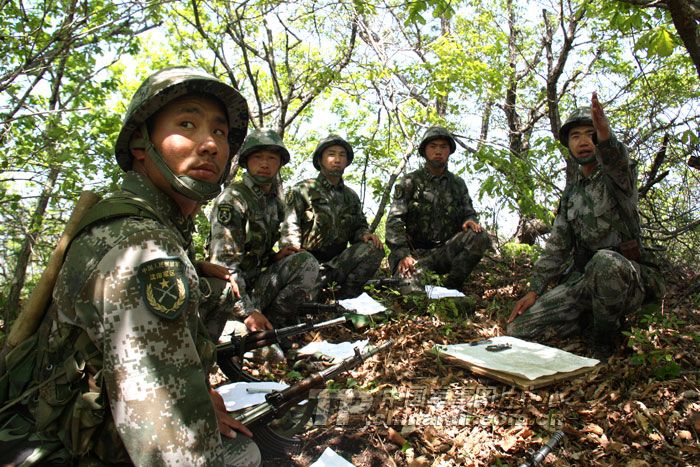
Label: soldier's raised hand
xmin=591 ymin=92 xmax=611 ymax=144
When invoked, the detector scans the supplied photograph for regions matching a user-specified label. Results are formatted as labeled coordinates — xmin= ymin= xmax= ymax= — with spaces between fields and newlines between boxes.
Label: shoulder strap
xmin=74 ymin=194 xmax=163 ymax=239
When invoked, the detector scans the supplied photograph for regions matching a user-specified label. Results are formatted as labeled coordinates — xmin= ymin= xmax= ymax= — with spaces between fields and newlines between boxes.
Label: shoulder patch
xmin=217 ymin=203 xmax=234 ymax=225
xmin=137 ymin=258 xmax=189 ymax=320
xmin=393 ymin=184 xmax=404 ymax=200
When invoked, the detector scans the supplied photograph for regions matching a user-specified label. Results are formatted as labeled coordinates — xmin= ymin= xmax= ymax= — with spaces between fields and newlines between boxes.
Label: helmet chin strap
xmin=133 ymin=124 xmax=224 ymax=202
xmin=320 ymin=166 xmax=344 ymax=178
xmin=427 ymin=159 xmax=447 ymax=169
xmin=249 ymin=174 xmax=275 ymax=185
xmin=570 ymin=150 xmax=597 ymax=165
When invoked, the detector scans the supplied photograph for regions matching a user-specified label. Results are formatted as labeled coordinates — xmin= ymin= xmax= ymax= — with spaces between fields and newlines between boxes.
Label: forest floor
xmin=222 ymin=249 xmax=699 ymax=467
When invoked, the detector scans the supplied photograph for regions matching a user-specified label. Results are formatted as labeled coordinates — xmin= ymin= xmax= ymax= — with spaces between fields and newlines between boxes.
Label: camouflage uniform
xmin=0 ymin=68 xmax=260 ymax=466
xmin=508 ymin=116 xmax=646 ymax=344
xmin=281 ymin=156 xmax=384 ymax=299
xmin=209 ymin=170 xmax=319 ymax=328
xmin=386 ymin=128 xmax=491 ymax=289
xmin=1 ymin=172 xmax=261 ymax=466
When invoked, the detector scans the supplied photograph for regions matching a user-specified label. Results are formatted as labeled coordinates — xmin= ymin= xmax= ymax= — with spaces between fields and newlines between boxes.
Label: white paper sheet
xmin=425 ymin=285 xmax=465 ymax=299
xmin=215 ymin=381 xmax=289 ymax=412
xmin=297 ymin=340 xmax=369 ymax=363
xmin=433 ymin=336 xmax=598 ymax=381
xmin=309 ymin=447 xmax=356 ymax=467
xmin=337 ymin=292 xmax=386 ymax=315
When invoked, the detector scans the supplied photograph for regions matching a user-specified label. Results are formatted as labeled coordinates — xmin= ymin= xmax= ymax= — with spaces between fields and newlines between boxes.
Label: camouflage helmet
xmin=418 ymin=126 xmax=456 ymax=158
xmin=238 ymin=128 xmax=290 ymax=168
xmin=114 ymin=67 xmax=249 ymax=202
xmin=312 ymin=134 xmax=354 ymax=170
xmin=559 ymin=107 xmax=595 ymax=148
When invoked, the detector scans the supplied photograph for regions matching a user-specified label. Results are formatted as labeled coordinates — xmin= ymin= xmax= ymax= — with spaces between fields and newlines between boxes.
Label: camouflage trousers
xmin=252 ymin=251 xmax=320 ymax=327
xmin=319 ymin=242 xmax=385 ymax=299
xmin=391 ymin=229 xmax=491 ymax=289
xmin=508 ymin=249 xmax=645 ymax=341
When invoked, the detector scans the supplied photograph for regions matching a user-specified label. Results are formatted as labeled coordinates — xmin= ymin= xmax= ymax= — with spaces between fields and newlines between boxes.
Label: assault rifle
xmin=518 ymin=430 xmax=566 ymax=467
xmin=236 ymin=340 xmax=392 ymax=430
xmin=216 ymin=316 xmax=347 ymax=381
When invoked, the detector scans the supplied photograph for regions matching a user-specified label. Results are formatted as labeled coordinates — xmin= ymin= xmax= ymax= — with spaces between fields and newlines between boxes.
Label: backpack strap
xmin=73 ymin=194 xmax=163 ymax=240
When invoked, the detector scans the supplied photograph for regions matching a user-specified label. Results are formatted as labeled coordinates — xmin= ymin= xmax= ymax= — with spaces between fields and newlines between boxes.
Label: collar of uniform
xmin=421 ymin=163 xmax=450 ymax=182
xmin=122 ymin=171 xmax=194 ymax=239
xmin=575 ymin=163 xmax=601 ymax=184
xmin=243 ymin=172 xmax=277 ymax=198
xmin=316 ymin=173 xmax=345 ymax=191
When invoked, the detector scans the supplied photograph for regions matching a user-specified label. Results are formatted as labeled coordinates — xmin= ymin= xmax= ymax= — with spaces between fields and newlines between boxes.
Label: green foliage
xmin=500 ymin=242 xmax=542 ymax=264
xmin=626 ymin=305 xmax=685 ymax=381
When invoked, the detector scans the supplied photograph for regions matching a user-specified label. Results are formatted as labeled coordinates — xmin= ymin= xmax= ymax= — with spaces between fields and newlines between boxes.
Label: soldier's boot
xmin=587 ymin=314 xmax=621 ymax=362
xmin=444 ymin=253 xmax=483 ymax=290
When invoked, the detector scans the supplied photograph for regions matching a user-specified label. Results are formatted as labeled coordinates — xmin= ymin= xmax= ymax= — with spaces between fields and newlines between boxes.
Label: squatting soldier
xmin=508 ymin=92 xmax=651 ymax=360
xmin=386 ymin=126 xmax=491 ymax=290
xmin=208 ymin=129 xmax=319 ymax=328
xmin=0 ymin=68 xmax=260 ymax=465
xmin=280 ymin=134 xmax=384 ymax=298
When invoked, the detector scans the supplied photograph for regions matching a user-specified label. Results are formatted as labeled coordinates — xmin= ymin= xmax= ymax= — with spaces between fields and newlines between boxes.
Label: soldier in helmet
xmin=280 ymin=134 xmax=384 ymax=299
xmin=386 ymin=126 xmax=491 ymax=290
xmin=0 ymin=68 xmax=261 ymax=465
xmin=508 ymin=92 xmax=649 ymax=360
xmin=208 ymin=129 xmax=320 ymax=328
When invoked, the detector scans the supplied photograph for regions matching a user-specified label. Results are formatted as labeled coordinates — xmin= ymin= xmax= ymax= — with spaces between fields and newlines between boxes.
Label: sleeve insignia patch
xmin=393 ymin=185 xmax=404 ymax=199
xmin=217 ymin=204 xmax=234 ymax=225
xmin=137 ymin=258 xmax=190 ymax=320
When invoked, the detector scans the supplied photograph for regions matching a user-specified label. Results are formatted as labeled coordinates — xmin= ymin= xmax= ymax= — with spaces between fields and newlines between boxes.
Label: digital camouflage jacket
xmin=386 ymin=164 xmax=478 ymax=260
xmin=281 ymin=174 xmax=371 ymax=262
xmin=528 ymin=136 xmax=639 ymax=294
xmin=208 ymin=172 xmax=286 ymax=314
xmin=34 ymin=171 xmax=225 ymax=464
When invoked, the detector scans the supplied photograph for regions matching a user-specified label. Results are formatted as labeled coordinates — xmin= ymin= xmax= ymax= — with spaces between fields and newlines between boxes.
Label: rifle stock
xmin=235 ymin=340 xmax=392 ymax=428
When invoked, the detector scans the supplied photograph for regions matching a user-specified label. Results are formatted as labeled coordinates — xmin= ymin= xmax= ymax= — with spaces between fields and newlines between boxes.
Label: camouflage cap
xmin=114 ymin=67 xmax=249 ymax=171
xmin=559 ymin=107 xmax=595 ymax=148
xmin=418 ymin=126 xmax=456 ymax=157
xmin=238 ymin=128 xmax=290 ymax=168
xmin=312 ymin=134 xmax=354 ymax=170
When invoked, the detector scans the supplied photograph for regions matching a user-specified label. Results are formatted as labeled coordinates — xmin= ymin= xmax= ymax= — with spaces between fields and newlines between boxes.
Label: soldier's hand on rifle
xmin=397 ymin=256 xmax=417 ymax=277
xmin=362 ymin=232 xmax=383 ymax=249
xmin=244 ymin=310 xmax=273 ymax=331
xmin=508 ymin=291 xmax=538 ymax=323
xmin=591 ymin=92 xmax=611 ymax=144
xmin=463 ymin=219 xmax=483 ymax=233
xmin=209 ymin=388 xmax=253 ymax=438
xmin=196 ymin=261 xmax=241 ymax=299
xmin=273 ymin=245 xmax=301 ymax=262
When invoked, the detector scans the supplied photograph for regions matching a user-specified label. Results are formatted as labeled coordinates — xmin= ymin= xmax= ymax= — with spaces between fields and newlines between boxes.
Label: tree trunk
xmin=668 ymin=0 xmax=700 ymax=78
